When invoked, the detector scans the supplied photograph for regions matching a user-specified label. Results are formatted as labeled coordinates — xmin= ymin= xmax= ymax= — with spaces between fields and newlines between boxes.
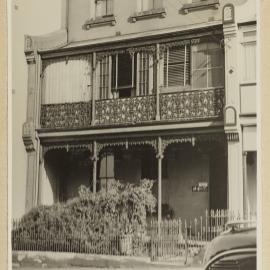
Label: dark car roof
xmin=203 ymin=227 xmax=256 ymax=264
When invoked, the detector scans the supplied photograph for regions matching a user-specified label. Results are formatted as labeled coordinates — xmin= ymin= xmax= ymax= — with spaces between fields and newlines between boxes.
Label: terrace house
xmin=22 ymin=0 xmax=257 ymax=223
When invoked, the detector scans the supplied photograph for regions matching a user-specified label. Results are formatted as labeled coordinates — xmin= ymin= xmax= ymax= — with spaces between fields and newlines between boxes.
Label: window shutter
xmin=168 ymin=48 xmax=185 ymax=86
xmin=99 ymin=56 xmax=110 ymax=99
xmin=149 ymin=54 xmax=154 ymax=94
xmin=164 ymin=47 xmax=189 ymax=87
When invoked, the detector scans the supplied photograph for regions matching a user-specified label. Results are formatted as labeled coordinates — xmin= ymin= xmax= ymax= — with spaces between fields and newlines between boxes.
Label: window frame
xmin=162 ymin=45 xmax=191 ymax=91
xmin=191 ymin=42 xmax=224 ymax=90
xmin=239 ymin=25 xmax=257 ymax=84
xmin=95 ymin=0 xmax=114 ymax=18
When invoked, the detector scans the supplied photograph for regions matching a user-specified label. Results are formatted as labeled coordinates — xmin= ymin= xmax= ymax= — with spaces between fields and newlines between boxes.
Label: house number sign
xmin=192 ymin=182 xmax=208 ymax=192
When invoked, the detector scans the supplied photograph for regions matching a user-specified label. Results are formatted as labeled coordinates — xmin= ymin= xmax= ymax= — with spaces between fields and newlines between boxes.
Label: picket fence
xmin=12 ymin=209 xmax=256 ymax=261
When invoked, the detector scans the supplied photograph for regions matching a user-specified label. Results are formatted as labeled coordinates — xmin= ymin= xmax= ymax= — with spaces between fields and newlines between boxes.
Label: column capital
xmin=156 ymin=154 xmax=164 ymax=160
xmin=91 ymin=155 xmax=99 ymax=162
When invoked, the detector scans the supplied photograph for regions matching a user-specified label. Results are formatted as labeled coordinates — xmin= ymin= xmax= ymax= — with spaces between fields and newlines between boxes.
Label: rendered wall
xmin=112 ymin=147 xmax=226 ymax=220
xmin=12 ymin=0 xmax=62 ymax=219
xmin=67 ymin=0 xmax=240 ymax=43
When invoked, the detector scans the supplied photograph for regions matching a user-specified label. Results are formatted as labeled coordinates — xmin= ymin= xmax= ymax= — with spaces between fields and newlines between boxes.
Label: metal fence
xmin=12 ymin=209 xmax=256 ymax=261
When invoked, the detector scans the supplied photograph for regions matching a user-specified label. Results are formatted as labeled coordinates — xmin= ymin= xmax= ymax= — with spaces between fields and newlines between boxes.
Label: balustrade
xmin=95 ymin=95 xmax=156 ymax=126
xmin=160 ymin=88 xmax=224 ymax=122
xmin=40 ymin=102 xmax=92 ymax=129
xmin=40 ymin=88 xmax=224 ymax=129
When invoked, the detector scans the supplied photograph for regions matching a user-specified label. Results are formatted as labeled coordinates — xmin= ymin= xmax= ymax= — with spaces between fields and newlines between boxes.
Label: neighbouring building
xmin=21 ymin=0 xmax=257 ymax=222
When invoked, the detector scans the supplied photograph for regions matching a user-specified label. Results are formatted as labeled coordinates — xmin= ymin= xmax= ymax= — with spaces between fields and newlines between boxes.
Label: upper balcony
xmin=40 ymin=87 xmax=224 ymax=129
xmin=39 ymin=37 xmax=225 ymax=130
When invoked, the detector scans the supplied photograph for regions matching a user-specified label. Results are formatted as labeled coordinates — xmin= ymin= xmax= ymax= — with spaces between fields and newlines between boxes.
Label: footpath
xmin=12 ymin=251 xmax=204 ymax=269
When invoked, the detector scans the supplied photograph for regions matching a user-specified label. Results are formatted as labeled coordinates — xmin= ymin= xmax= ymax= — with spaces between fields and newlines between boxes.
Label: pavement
xmin=12 ymin=250 xmax=204 ymax=270
xmin=12 ymin=267 xmax=203 ymax=270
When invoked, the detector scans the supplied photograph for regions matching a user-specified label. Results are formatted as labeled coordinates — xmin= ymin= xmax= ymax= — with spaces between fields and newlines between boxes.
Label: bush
xmin=15 ymin=179 xmax=157 ymax=240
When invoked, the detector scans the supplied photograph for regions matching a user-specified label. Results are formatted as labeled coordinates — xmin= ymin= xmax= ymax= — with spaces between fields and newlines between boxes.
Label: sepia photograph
xmin=11 ymin=0 xmax=258 ymax=269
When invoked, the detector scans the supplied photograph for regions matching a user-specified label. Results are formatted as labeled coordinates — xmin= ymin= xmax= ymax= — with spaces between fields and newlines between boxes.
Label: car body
xmin=203 ymin=221 xmax=257 ymax=270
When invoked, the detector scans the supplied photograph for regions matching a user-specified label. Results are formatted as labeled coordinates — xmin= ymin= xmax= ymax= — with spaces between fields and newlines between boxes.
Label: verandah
xmin=38 ymin=133 xmax=227 ymax=223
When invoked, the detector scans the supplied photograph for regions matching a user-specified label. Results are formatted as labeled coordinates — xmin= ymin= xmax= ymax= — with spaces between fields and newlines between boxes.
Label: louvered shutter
xmin=99 ymin=56 xmax=111 ymax=99
xmin=163 ymin=46 xmax=190 ymax=87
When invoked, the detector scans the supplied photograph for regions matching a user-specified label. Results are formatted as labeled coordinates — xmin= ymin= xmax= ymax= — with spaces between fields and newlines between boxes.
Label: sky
xmin=12 ymin=0 xmax=62 ymax=218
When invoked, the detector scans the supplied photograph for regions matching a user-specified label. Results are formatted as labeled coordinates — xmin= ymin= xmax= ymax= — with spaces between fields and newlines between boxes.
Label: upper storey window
xmin=161 ymin=41 xmax=224 ymax=91
xmin=137 ymin=0 xmax=163 ymax=12
xmin=85 ymin=0 xmax=115 ymax=28
xmin=191 ymin=42 xmax=224 ymax=89
xmin=98 ymin=51 xmax=154 ymax=99
xmin=163 ymin=46 xmax=190 ymax=89
xmin=240 ymin=28 xmax=256 ymax=83
xmin=131 ymin=0 xmax=166 ymax=22
xmin=95 ymin=0 xmax=113 ymax=17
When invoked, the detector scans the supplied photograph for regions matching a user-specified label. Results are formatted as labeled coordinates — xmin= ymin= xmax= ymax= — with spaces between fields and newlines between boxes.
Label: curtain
xmin=42 ymin=55 xmax=92 ymax=104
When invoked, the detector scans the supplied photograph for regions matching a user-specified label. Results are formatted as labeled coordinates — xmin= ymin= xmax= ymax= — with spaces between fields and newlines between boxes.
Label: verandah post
xmin=92 ymin=141 xmax=98 ymax=194
xmin=157 ymin=137 xmax=163 ymax=227
xmin=156 ymin=44 xmax=160 ymax=121
xmin=91 ymin=52 xmax=96 ymax=125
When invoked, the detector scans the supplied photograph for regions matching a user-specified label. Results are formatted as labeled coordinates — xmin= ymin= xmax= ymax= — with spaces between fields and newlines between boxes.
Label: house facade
xmin=22 ymin=0 xmax=257 ymax=222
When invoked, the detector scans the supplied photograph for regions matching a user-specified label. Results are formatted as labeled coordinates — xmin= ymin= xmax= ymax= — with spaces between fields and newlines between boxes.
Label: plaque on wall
xmin=192 ymin=182 xmax=209 ymax=192
xmin=223 ymin=4 xmax=235 ymax=24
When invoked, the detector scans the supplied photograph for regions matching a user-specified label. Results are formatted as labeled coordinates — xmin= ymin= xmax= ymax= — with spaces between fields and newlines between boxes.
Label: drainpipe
xmin=61 ymin=0 xmax=69 ymax=30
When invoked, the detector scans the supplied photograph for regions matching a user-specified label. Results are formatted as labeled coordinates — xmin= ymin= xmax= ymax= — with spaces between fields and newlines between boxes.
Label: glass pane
xmin=142 ymin=0 xmax=151 ymax=11
xmin=243 ymin=43 xmax=256 ymax=81
xmin=192 ymin=70 xmax=207 ymax=88
xmin=118 ymin=53 xmax=132 ymax=87
xmin=208 ymin=48 xmax=224 ymax=68
xmin=208 ymin=68 xmax=224 ymax=87
xmin=207 ymin=42 xmax=220 ymax=50
xmin=154 ymin=0 xmax=163 ymax=8
xmin=106 ymin=0 xmax=113 ymax=15
xmin=192 ymin=50 xmax=207 ymax=70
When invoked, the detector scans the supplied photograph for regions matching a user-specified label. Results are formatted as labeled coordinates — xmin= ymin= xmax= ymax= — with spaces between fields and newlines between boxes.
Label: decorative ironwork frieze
xmin=159 ymin=38 xmax=201 ymax=55
xmin=95 ymin=95 xmax=156 ymax=126
xmin=96 ymin=50 xmax=126 ymax=61
xmin=161 ymin=133 xmax=226 ymax=154
xmin=161 ymin=136 xmax=196 ymax=154
xmin=97 ymin=137 xmax=158 ymax=156
xmin=96 ymin=45 xmax=156 ymax=61
xmin=160 ymin=88 xmax=224 ymax=122
xmin=127 ymin=45 xmax=156 ymax=55
xmin=42 ymin=142 xmax=93 ymax=157
xmin=40 ymin=102 xmax=92 ymax=129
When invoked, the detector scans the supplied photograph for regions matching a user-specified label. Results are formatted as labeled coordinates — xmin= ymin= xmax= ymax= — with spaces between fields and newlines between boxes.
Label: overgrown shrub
xmin=14 ymin=179 xmax=156 ymax=241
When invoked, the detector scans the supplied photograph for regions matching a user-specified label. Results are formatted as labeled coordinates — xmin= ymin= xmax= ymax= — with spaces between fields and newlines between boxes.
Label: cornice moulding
xmin=181 ymin=0 xmax=220 ymax=14
xmin=24 ymin=29 xmax=68 ymax=54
